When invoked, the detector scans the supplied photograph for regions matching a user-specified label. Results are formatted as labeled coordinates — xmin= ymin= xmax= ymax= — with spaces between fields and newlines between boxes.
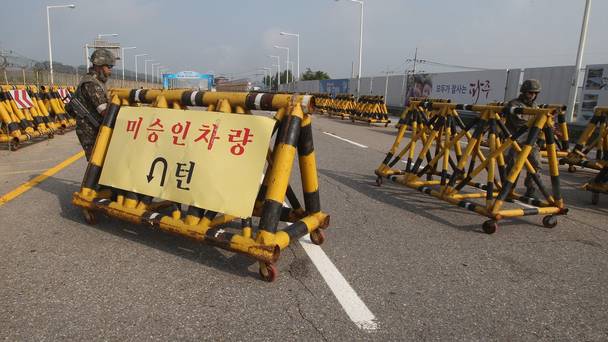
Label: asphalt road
xmin=1 ymin=111 xmax=607 ymax=341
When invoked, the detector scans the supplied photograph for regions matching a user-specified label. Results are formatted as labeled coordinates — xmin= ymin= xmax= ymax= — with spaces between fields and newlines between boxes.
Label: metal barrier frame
xmin=560 ymin=107 xmax=608 ymax=172
xmin=376 ymin=101 xmax=567 ymax=233
xmin=72 ymin=90 xmax=329 ymax=282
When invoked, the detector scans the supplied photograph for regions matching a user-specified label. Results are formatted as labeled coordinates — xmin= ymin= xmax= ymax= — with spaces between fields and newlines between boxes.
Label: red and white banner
xmin=9 ymin=90 xmax=34 ymax=109
xmin=57 ymin=88 xmax=72 ymax=103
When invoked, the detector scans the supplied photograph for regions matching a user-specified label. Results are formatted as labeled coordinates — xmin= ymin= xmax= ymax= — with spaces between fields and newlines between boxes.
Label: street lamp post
xmin=151 ymin=63 xmax=160 ymax=84
xmin=46 ymin=4 xmax=76 ymax=84
xmin=337 ymin=0 xmax=364 ymax=96
xmin=262 ymin=67 xmax=271 ymax=91
xmin=121 ymin=46 xmax=136 ymax=87
xmin=134 ymin=54 xmax=147 ymax=83
xmin=157 ymin=66 xmax=165 ymax=85
xmin=384 ymin=69 xmax=394 ymax=99
xmin=280 ymin=31 xmax=300 ymax=81
xmin=274 ymin=45 xmax=290 ymax=84
xmin=269 ymin=55 xmax=280 ymax=90
xmin=144 ymin=59 xmax=154 ymax=85
xmin=354 ymin=0 xmax=364 ymax=97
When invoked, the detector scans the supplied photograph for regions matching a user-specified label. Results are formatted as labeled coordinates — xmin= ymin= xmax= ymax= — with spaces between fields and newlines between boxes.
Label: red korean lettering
xmin=228 ymin=128 xmax=254 ymax=156
xmin=146 ymin=118 xmax=165 ymax=143
xmin=171 ymin=121 xmax=191 ymax=146
xmin=126 ymin=116 xmax=143 ymax=140
xmin=194 ymin=123 xmax=220 ymax=150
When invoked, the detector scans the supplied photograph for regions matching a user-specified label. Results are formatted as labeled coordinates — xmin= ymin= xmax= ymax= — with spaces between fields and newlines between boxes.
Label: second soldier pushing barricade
xmin=503 ymin=79 xmax=543 ymax=198
xmin=66 ymin=48 xmax=115 ymax=160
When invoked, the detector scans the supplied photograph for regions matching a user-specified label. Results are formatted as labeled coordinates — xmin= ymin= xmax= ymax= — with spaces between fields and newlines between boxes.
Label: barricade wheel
xmin=482 ymin=220 xmax=497 ymax=234
xmin=310 ymin=229 xmax=325 ymax=245
xmin=542 ymin=215 xmax=558 ymax=228
xmin=375 ymin=176 xmax=383 ymax=186
xmin=568 ymin=165 xmax=576 ymax=173
xmin=259 ymin=262 xmax=277 ymax=282
xmin=48 ymin=133 xmax=54 ymax=139
xmin=591 ymin=192 xmax=599 ymax=205
xmin=82 ymin=209 xmax=98 ymax=225
xmin=9 ymin=140 xmax=19 ymax=150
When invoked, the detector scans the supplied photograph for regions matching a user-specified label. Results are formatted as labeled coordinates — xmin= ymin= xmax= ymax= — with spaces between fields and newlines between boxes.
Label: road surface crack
xmin=286 ymin=246 xmax=329 ymax=341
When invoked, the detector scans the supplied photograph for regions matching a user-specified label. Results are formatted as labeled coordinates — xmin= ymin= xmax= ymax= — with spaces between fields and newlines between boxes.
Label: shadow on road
xmin=34 ymin=175 xmax=260 ymax=280
xmin=318 ymin=168 xmax=547 ymax=233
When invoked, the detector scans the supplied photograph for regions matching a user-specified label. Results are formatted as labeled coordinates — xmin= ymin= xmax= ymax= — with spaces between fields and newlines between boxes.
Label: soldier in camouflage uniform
xmin=71 ymin=48 xmax=115 ymax=160
xmin=503 ymin=79 xmax=542 ymax=198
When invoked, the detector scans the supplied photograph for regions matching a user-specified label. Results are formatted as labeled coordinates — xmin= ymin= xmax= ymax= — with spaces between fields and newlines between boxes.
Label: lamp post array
xmin=46 ymin=4 xmax=76 ymax=84
xmin=268 ymin=55 xmax=280 ymax=90
xmin=280 ymin=31 xmax=300 ymax=81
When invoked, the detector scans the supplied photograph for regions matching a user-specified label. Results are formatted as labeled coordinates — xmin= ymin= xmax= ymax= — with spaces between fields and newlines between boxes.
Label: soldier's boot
xmin=524 ymin=186 xmax=537 ymax=199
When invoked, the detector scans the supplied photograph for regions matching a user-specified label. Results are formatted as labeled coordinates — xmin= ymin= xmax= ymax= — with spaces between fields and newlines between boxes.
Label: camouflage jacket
xmin=73 ymin=70 xmax=109 ymax=120
xmin=503 ymin=94 xmax=538 ymax=134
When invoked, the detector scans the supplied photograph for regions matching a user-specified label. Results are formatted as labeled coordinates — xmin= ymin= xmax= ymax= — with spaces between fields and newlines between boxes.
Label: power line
xmin=420 ymin=59 xmax=490 ymax=71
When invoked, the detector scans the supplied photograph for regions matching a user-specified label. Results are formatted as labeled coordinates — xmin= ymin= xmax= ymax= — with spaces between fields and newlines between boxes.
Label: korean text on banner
xmin=98 ymin=106 xmax=275 ymax=218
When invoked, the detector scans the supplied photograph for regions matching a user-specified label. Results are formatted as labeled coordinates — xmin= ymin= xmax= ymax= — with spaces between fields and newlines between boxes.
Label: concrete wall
xmin=522 ymin=66 xmax=575 ymax=105
xmin=277 ymin=63 xmax=606 ymax=123
xmin=504 ymin=69 xmax=522 ymax=101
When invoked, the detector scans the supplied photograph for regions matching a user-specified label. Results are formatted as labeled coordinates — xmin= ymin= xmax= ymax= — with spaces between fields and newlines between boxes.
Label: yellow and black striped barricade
xmin=375 ymin=100 xmax=467 ymax=185
xmin=50 ymin=85 xmax=77 ymax=129
xmin=112 ymin=88 xmax=320 ymax=227
xmin=37 ymin=86 xmax=73 ymax=131
xmin=385 ymin=103 xmax=567 ymax=234
xmin=394 ymin=98 xmax=449 ymax=129
xmin=351 ymin=95 xmax=391 ymax=126
xmin=490 ymin=102 xmax=570 ymax=160
xmin=584 ymin=165 xmax=608 ymax=205
xmin=111 ymin=88 xmax=319 ymax=225
xmin=0 ymin=85 xmax=55 ymax=149
xmin=560 ymin=107 xmax=608 ymax=172
xmin=6 ymin=85 xmax=54 ymax=139
xmin=539 ymin=104 xmax=570 ymax=156
xmin=326 ymin=93 xmax=355 ymax=120
xmin=73 ymin=91 xmax=329 ymax=282
xmin=311 ymin=93 xmax=332 ymax=114
xmin=18 ymin=85 xmax=61 ymax=136
xmin=0 ymin=89 xmax=29 ymax=149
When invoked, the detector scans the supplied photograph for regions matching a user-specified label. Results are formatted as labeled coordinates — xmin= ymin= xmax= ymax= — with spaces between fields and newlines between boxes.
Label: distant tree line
xmin=263 ymin=68 xmax=331 ymax=90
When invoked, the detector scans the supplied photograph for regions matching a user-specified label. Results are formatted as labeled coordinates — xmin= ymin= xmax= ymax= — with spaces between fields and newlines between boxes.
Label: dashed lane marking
xmin=322 ymin=132 xmax=368 ymax=148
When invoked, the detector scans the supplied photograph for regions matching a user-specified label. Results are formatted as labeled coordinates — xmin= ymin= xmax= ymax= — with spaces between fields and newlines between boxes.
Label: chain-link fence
xmin=0 ymin=48 xmax=161 ymax=88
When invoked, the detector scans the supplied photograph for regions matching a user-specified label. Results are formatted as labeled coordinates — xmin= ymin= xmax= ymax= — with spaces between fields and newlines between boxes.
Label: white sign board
xmin=577 ymin=64 xmax=608 ymax=124
xmin=405 ymin=70 xmax=508 ymax=105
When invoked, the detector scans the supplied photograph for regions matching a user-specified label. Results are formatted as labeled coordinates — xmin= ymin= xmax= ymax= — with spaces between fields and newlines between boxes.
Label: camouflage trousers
xmin=75 ymin=119 xmax=99 ymax=161
xmin=506 ymin=131 xmax=542 ymax=193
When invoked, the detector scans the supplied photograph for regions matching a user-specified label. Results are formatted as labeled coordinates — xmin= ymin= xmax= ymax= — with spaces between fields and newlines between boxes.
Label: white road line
xmin=298 ymin=234 xmax=378 ymax=331
xmin=322 ymin=132 xmax=368 ymax=148
xmin=282 ymin=201 xmax=377 ymax=331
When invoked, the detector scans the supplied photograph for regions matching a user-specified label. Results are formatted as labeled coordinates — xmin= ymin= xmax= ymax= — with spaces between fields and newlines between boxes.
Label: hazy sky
xmin=0 ymin=0 xmax=606 ymax=80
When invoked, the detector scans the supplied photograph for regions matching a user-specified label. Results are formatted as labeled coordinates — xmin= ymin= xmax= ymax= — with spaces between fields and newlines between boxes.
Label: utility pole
xmin=402 ymin=48 xmax=424 ymax=105
xmin=566 ymin=0 xmax=592 ymax=123
xmin=412 ymin=47 xmax=418 ymax=74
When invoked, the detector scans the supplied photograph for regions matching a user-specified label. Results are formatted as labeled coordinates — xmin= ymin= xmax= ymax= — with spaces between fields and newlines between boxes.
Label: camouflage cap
xmin=520 ymin=79 xmax=541 ymax=93
xmin=90 ymin=49 xmax=116 ymax=67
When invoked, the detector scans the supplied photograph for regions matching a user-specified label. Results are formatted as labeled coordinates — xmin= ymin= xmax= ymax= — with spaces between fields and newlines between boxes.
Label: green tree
xmin=301 ymin=68 xmax=330 ymax=81
xmin=266 ymin=70 xmax=294 ymax=90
